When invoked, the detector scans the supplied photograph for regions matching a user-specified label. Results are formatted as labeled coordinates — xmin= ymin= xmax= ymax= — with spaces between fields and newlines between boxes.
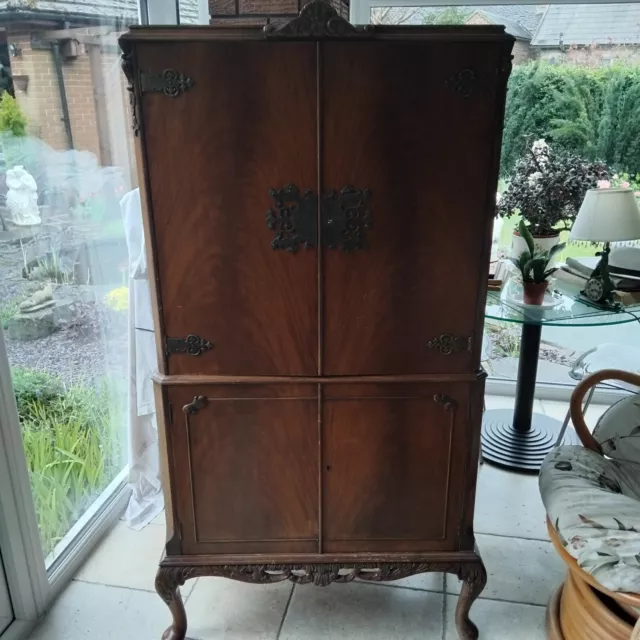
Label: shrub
xmin=12 ymin=366 xmax=65 ymax=413
xmin=497 ymin=139 xmax=609 ymax=235
xmin=12 ymin=368 xmax=124 ymax=555
xmin=104 ymin=286 xmax=129 ymax=312
xmin=0 ymin=93 xmax=27 ymax=137
xmin=501 ymin=62 xmax=640 ymax=177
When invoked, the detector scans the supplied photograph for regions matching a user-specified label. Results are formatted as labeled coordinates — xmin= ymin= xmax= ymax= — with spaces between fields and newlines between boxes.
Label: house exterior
xmin=209 ymin=0 xmax=348 ymax=26
xmin=531 ymin=4 xmax=640 ymax=65
xmin=0 ymin=0 xmax=199 ymax=178
xmin=465 ymin=8 xmax=541 ymax=64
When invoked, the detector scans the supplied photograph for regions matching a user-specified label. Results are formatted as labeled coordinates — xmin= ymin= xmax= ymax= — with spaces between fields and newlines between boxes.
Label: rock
xmin=6 ymin=308 xmax=55 ymax=340
xmin=19 ymin=283 xmax=54 ymax=313
xmin=53 ymin=298 xmax=74 ymax=324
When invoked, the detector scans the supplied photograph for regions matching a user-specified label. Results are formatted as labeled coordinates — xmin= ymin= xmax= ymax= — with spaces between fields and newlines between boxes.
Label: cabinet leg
xmin=455 ymin=561 xmax=487 ymax=640
xmin=155 ymin=567 xmax=188 ymax=640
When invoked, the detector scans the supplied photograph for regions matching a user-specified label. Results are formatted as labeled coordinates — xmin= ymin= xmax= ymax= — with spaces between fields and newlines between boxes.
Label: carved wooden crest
xmin=264 ymin=0 xmax=363 ymax=38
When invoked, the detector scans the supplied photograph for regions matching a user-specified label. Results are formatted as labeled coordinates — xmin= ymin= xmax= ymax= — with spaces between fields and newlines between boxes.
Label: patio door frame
xmin=0 ymin=1 xmax=190 ymax=637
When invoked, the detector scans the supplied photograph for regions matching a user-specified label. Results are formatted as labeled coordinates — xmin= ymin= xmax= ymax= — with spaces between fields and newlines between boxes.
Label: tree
xmin=501 ymin=61 xmax=640 ymax=177
xmin=422 ymin=7 xmax=471 ymax=25
xmin=371 ymin=7 xmax=421 ymax=25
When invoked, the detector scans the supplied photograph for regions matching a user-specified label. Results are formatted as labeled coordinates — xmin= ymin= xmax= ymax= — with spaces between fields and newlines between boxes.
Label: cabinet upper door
xmin=321 ymin=40 xmax=508 ymax=375
xmin=138 ymin=41 xmax=319 ymax=376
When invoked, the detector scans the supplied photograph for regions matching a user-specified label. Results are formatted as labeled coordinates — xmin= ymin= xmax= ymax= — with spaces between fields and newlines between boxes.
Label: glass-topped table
xmin=482 ymin=284 xmax=640 ymax=473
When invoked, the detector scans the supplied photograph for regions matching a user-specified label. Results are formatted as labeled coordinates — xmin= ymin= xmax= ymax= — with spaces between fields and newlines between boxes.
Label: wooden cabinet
xmin=120 ymin=4 xmax=513 ymax=638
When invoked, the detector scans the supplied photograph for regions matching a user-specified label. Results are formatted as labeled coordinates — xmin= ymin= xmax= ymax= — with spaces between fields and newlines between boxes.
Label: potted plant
xmin=497 ymin=139 xmax=609 ymax=258
xmin=509 ymin=220 xmax=565 ymax=305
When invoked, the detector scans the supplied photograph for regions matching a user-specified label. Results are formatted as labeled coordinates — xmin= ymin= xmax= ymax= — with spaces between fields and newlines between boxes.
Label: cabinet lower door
xmin=167 ymin=385 xmax=319 ymax=555
xmin=322 ymin=383 xmax=475 ymax=552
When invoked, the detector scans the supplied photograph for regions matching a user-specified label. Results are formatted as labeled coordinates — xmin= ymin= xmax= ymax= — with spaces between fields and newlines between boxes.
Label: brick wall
xmin=7 ymin=31 xmax=137 ymax=187
xmin=9 ymin=33 xmax=69 ymax=151
xmin=209 ymin=0 xmax=348 ymax=26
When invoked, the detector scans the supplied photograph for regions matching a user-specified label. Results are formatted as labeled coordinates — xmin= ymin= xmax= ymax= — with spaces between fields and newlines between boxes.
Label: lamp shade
xmin=571 ymin=188 xmax=640 ymax=242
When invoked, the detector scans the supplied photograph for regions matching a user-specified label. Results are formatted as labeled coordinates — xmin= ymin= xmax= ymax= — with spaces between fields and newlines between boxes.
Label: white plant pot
xmin=511 ymin=231 xmax=561 ymax=266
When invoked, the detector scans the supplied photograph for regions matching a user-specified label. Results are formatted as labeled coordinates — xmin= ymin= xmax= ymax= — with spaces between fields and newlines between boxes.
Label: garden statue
xmin=19 ymin=283 xmax=54 ymax=313
xmin=6 ymin=165 xmax=41 ymax=226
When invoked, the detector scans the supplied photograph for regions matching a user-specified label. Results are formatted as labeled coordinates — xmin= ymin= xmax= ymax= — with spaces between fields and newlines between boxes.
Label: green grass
xmin=12 ymin=367 xmax=125 ymax=555
xmin=0 ymin=297 xmax=20 ymax=329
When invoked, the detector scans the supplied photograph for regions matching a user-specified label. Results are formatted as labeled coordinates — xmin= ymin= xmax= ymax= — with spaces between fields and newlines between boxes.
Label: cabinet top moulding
xmin=119 ymin=0 xmax=512 ymax=44
xmin=119 ymin=25 xmax=510 ymax=43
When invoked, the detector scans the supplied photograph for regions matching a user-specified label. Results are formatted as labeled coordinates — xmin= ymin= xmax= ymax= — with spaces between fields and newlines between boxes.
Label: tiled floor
xmin=26 ymin=395 xmax=609 ymax=640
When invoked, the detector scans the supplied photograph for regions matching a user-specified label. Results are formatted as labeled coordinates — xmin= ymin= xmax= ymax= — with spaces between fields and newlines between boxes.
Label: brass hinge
xmin=433 ymin=394 xmax=457 ymax=411
xmin=183 ymin=396 xmax=208 ymax=415
xmin=165 ymin=335 xmax=213 ymax=357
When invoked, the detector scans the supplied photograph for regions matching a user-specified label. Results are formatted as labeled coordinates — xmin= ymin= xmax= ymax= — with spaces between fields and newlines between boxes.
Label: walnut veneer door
xmin=322 ymin=383 xmax=473 ymax=552
xmin=168 ymin=384 xmax=319 ymax=555
xmin=138 ymin=41 xmax=318 ymax=376
xmin=321 ymin=40 xmax=507 ymax=375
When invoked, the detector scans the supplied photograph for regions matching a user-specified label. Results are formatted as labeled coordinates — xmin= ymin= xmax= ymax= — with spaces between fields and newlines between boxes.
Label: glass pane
xmin=0 ymin=552 xmax=12 ymax=635
xmin=0 ymin=10 xmax=138 ymax=565
xmin=371 ymin=3 xmax=640 ymax=388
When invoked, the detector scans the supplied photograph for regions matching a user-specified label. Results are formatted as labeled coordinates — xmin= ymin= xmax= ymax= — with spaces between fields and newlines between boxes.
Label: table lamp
xmin=571 ymin=188 xmax=640 ymax=307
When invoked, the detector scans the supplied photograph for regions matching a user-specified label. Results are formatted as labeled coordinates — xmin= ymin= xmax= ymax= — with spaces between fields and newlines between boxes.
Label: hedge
xmin=501 ymin=61 xmax=640 ymax=178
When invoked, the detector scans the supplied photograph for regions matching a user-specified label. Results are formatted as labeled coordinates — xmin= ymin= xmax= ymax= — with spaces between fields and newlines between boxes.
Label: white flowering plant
xmin=497 ymin=139 xmax=609 ymax=236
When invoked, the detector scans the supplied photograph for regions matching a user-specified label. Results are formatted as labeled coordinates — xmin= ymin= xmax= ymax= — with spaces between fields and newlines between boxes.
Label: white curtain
xmin=121 ymin=188 xmax=164 ymax=529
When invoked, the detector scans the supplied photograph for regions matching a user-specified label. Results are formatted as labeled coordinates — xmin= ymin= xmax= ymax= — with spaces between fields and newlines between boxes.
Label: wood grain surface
xmin=167 ymin=384 xmax=319 ymax=555
xmin=322 ymin=382 xmax=471 ymax=552
xmin=321 ymin=41 xmax=501 ymax=375
xmin=138 ymin=41 xmax=318 ymax=376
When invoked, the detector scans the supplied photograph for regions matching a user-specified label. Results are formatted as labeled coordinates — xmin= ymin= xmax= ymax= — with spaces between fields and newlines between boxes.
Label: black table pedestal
xmin=481 ymin=323 xmax=579 ymax=473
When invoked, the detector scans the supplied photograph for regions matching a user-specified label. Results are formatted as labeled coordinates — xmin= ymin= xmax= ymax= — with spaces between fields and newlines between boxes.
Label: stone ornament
xmin=6 ymin=165 xmax=41 ymax=226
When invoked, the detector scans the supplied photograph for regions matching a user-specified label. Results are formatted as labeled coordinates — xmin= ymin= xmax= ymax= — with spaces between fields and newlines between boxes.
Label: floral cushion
xmin=539 ymin=445 xmax=640 ymax=593
xmin=593 ymin=394 xmax=640 ymax=467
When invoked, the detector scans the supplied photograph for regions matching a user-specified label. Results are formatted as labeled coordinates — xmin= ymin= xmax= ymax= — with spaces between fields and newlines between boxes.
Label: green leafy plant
xmin=12 ymin=367 xmax=65 ymax=411
xmin=0 ymin=92 xmax=27 ymax=137
xmin=0 ymin=296 xmax=20 ymax=329
xmin=509 ymin=220 xmax=565 ymax=284
xmin=497 ymin=139 xmax=609 ymax=236
xmin=12 ymin=367 xmax=125 ymax=555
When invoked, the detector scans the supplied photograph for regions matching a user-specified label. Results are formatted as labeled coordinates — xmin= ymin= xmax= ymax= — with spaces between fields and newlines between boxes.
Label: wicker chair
xmin=540 ymin=370 xmax=640 ymax=640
